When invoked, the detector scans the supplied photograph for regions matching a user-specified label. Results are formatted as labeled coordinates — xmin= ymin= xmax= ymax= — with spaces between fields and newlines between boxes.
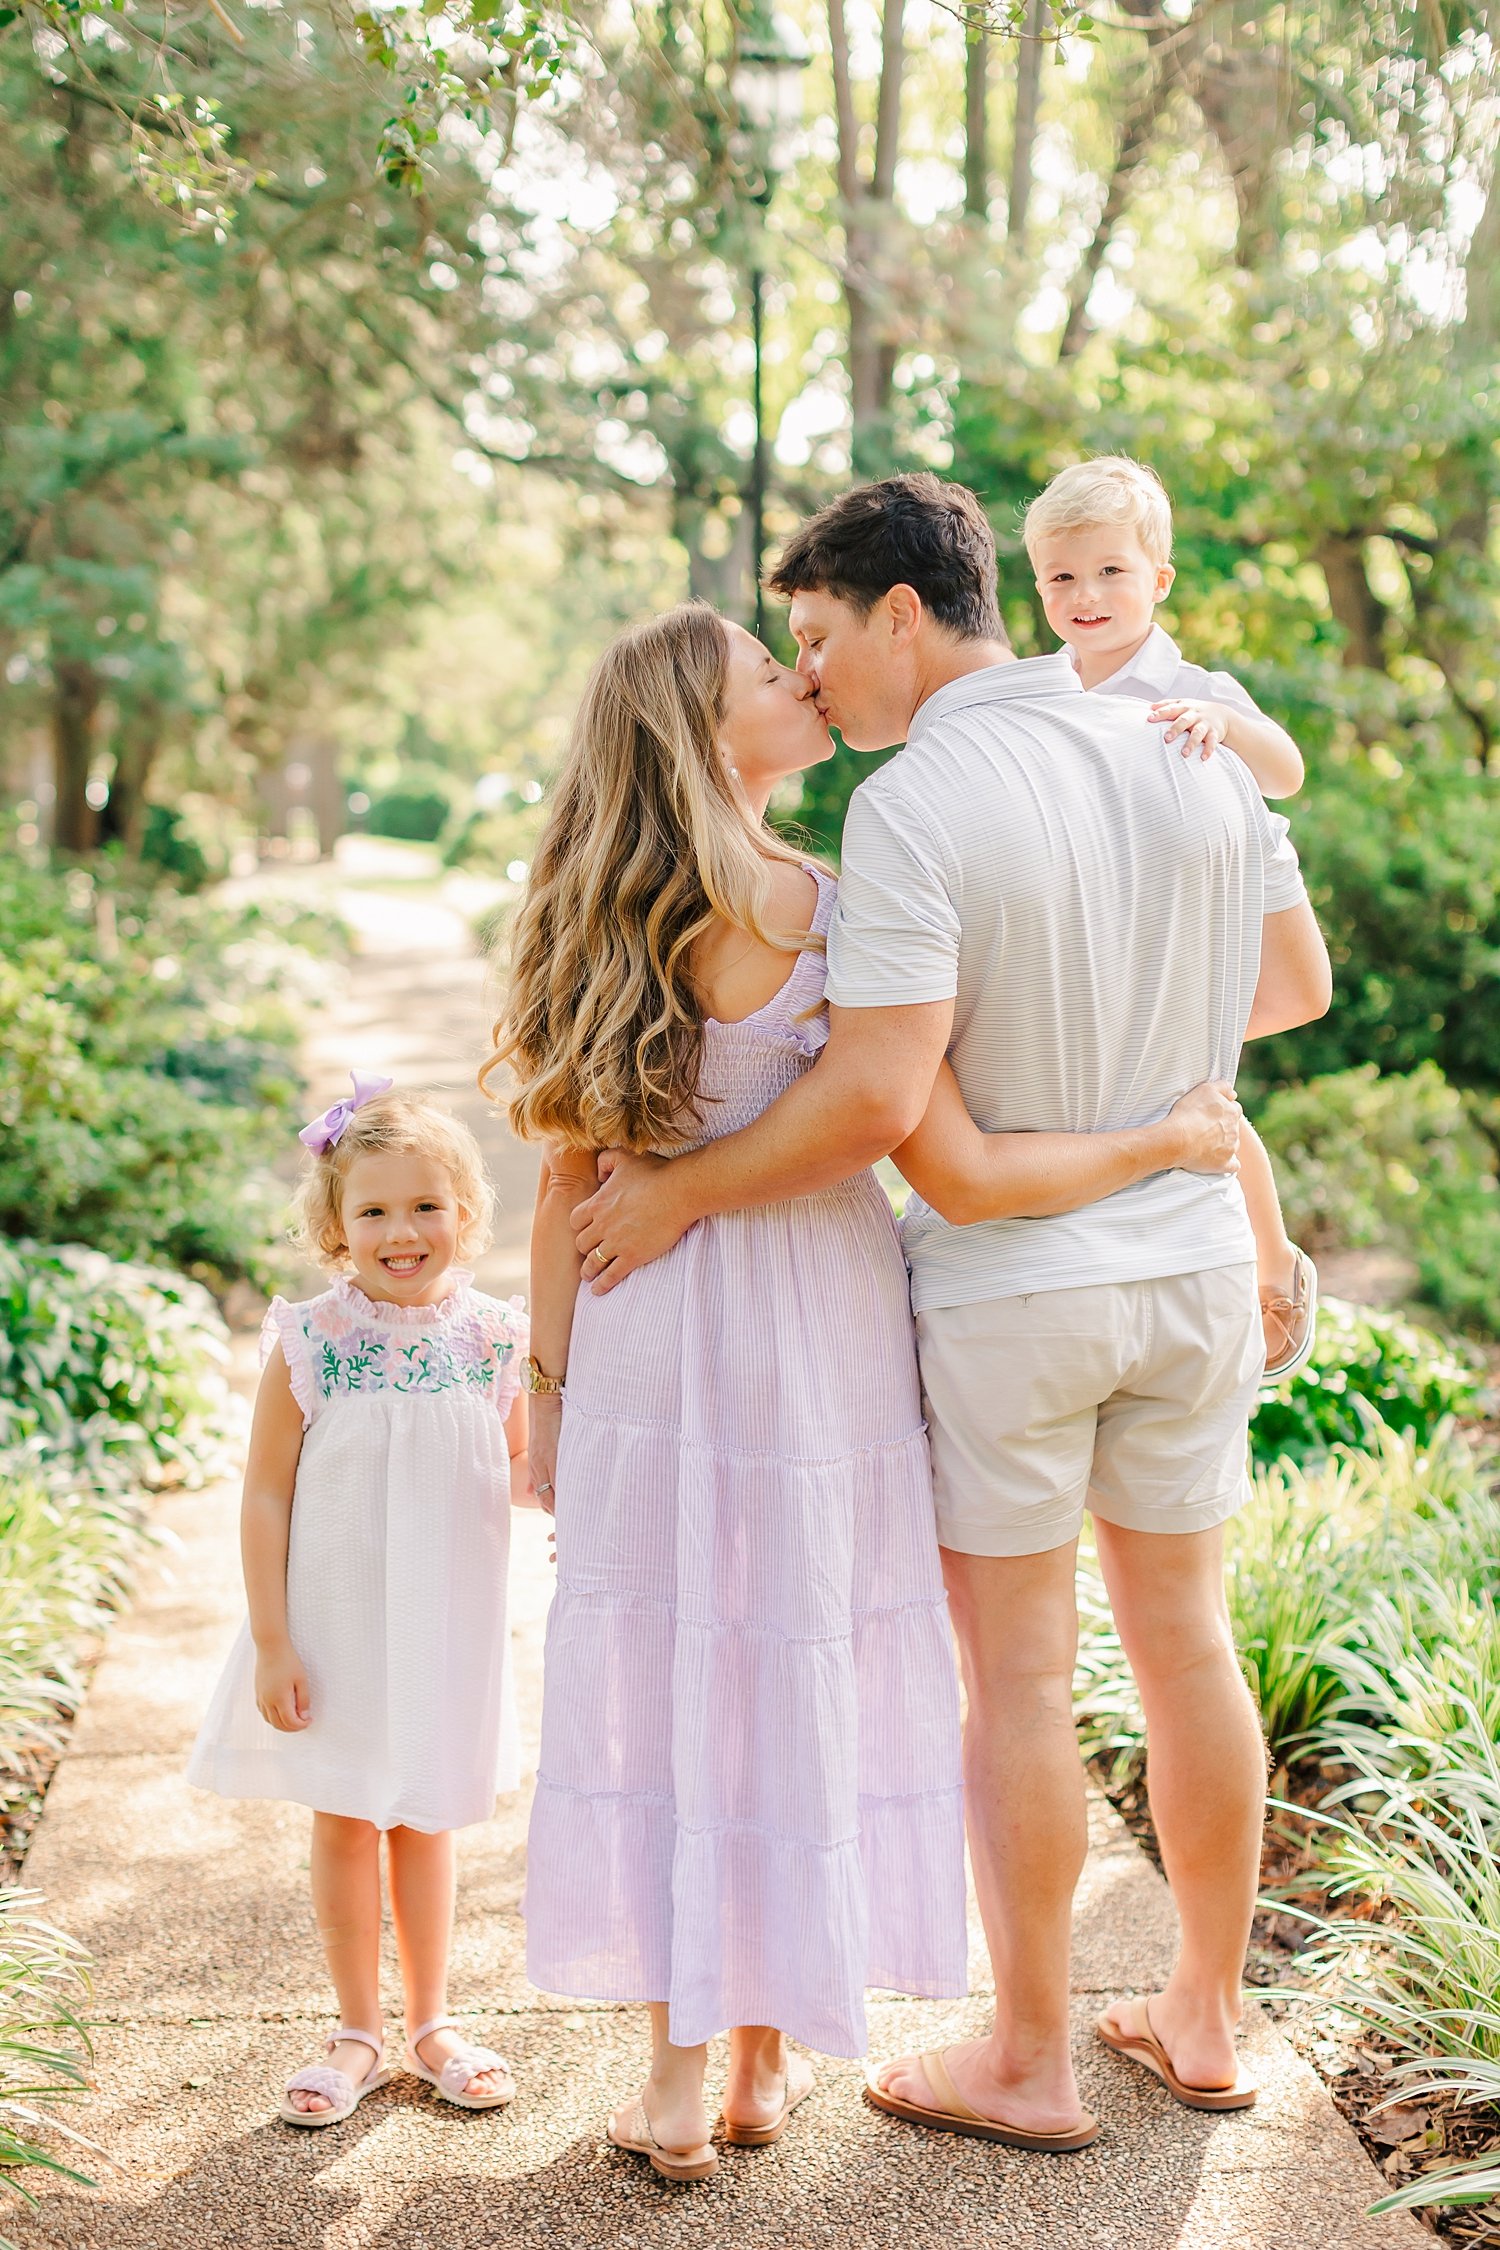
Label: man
xmin=571 ymin=473 xmax=1331 ymax=2144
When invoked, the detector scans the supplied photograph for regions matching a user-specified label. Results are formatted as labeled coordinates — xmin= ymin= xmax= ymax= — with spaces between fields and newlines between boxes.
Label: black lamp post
xmin=731 ymin=6 xmax=808 ymax=640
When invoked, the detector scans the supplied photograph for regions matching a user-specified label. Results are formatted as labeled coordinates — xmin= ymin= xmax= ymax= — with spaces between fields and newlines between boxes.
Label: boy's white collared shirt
xmin=1077 ymin=621 xmax=1265 ymax=716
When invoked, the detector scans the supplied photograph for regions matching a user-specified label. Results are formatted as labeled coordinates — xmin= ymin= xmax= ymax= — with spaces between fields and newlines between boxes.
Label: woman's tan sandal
xmin=719 ymin=2055 xmax=815 ymax=2147
xmin=608 ymin=2096 xmax=719 ymax=2182
xmin=1095 ymin=2001 xmax=1257 ymax=2112
xmin=864 ymin=2048 xmax=1099 ymax=2152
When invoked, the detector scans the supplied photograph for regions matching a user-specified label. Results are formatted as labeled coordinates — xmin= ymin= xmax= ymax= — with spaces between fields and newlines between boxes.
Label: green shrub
xmin=0 ymin=1240 xmax=237 ymax=1490
xmin=0 ymin=1889 xmax=94 ymax=2226
xmin=1078 ymin=1422 xmax=1490 ymax=1769
xmin=365 ymin=775 xmax=454 ymax=843
xmin=0 ymin=1460 xmax=155 ymax=1807
xmin=1251 ymin=1297 xmax=1483 ymax=1465
xmin=0 ymin=862 xmax=338 ymax=1291
xmin=1246 ymin=759 xmax=1500 ymax=1100
xmin=1256 ymin=1062 xmax=1500 ymax=1334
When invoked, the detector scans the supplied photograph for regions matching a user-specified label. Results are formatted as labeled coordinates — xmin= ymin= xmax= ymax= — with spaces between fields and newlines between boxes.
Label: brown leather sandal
xmin=864 ymin=2047 xmax=1099 ymax=2151
xmin=607 ymin=2095 xmax=718 ymax=2182
xmin=1096 ymin=1999 xmax=1257 ymax=2112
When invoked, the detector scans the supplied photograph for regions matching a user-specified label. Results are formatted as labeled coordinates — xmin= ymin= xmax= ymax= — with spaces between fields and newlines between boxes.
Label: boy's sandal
xmin=1260 ymin=1246 xmax=1319 ymax=1387
xmin=279 ymin=2026 xmax=392 ymax=2128
xmin=405 ymin=2014 xmax=516 ymax=2110
xmin=864 ymin=2048 xmax=1099 ymax=2152
xmin=719 ymin=2053 xmax=816 ymax=2147
xmin=1095 ymin=1999 xmax=1257 ymax=2112
xmin=608 ymin=2095 xmax=719 ymax=2182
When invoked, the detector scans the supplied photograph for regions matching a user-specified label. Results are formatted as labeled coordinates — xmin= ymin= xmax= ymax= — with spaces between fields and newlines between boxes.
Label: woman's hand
xmin=1163 ymin=1081 xmax=1243 ymax=1175
xmin=254 ymin=1639 xmax=311 ymax=1731
xmin=528 ymin=1394 xmax=563 ymax=1515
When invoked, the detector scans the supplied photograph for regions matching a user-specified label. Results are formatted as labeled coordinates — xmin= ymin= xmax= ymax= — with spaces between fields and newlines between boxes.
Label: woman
xmin=486 ymin=602 xmax=1240 ymax=2179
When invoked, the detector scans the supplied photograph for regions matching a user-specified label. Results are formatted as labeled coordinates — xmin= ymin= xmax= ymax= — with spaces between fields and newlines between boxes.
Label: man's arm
xmin=1245 ymin=899 xmax=1332 ymax=1039
xmin=571 ymin=998 xmax=953 ymax=1291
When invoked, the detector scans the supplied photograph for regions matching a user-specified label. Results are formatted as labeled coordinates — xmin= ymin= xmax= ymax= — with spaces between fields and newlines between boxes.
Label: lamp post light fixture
xmin=730 ymin=6 xmax=808 ymax=640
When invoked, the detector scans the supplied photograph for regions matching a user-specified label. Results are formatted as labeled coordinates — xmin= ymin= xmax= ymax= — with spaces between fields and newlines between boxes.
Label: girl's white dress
xmin=188 ymin=1273 xmax=527 ymax=1834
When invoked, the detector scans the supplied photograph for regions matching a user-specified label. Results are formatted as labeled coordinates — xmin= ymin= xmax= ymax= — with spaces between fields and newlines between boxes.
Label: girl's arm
xmin=527 ymin=1142 xmax=597 ymax=1516
xmin=241 ymin=1344 xmax=311 ymax=1732
xmin=504 ymin=1389 xmax=532 ymax=1506
xmin=893 ymin=1062 xmax=1243 ymax=1228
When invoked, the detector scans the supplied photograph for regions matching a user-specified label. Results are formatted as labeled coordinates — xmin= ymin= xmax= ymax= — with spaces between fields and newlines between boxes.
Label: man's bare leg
xmin=1093 ymin=1520 xmax=1267 ymax=2089
xmin=875 ymin=1541 xmax=1089 ymax=2132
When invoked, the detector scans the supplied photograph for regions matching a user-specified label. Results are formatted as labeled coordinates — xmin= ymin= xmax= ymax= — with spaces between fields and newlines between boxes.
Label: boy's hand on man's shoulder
xmin=1147 ymin=697 xmax=1230 ymax=761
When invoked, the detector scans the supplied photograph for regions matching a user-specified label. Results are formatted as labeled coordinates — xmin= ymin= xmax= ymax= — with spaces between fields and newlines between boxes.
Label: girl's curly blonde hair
xmin=291 ymin=1091 xmax=495 ymax=1272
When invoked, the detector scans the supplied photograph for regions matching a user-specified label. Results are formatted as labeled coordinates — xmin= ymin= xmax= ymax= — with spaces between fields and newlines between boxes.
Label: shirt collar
xmin=1083 ymin=623 xmax=1183 ymax=698
xmin=907 ymin=651 xmax=1083 ymax=744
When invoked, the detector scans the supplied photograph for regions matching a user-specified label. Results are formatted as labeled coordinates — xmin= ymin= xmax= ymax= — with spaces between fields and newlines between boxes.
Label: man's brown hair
xmin=766 ymin=472 xmax=1006 ymax=644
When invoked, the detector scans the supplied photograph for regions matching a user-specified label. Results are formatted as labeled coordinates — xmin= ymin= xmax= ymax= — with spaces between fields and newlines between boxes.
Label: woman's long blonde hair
xmin=484 ymin=602 xmax=817 ymax=1152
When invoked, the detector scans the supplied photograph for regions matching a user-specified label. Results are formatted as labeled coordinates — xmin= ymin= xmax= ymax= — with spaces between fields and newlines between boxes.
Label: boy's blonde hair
xmin=291 ymin=1090 xmax=495 ymax=1271
xmin=1023 ymin=456 xmax=1174 ymax=569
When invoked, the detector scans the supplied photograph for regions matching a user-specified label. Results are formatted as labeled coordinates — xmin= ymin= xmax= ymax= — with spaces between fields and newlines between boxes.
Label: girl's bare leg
xmin=386 ymin=1826 xmax=509 ymax=2099
xmin=292 ymin=1811 xmax=383 ymax=2113
xmin=611 ymin=2004 xmax=711 ymax=2155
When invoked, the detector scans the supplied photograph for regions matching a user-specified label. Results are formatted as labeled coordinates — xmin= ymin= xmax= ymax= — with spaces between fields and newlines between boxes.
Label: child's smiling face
xmin=1031 ymin=523 xmax=1175 ymax=684
xmin=338 ymin=1151 xmax=463 ymax=1305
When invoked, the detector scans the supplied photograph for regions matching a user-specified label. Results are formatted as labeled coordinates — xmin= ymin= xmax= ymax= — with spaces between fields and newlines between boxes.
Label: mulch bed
xmin=1092 ymin=1752 xmax=1500 ymax=2245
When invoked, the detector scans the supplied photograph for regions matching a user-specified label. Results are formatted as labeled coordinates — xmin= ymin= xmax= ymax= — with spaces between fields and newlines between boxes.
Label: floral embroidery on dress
xmin=262 ymin=1276 xmax=527 ymax=1424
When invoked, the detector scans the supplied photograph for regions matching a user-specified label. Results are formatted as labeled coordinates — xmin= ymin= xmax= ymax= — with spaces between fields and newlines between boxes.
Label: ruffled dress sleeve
xmin=260 ymin=1296 xmax=319 ymax=1431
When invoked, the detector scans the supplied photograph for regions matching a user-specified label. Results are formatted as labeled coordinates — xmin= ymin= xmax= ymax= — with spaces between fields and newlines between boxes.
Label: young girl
xmin=188 ymin=1077 xmax=529 ymax=2127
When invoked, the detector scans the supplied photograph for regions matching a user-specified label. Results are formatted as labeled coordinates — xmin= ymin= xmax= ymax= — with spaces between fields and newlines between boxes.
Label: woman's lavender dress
xmin=525 ymin=871 xmax=967 ymax=2057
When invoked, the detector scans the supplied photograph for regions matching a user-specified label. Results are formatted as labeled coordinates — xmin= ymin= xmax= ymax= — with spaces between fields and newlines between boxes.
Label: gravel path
xmin=13 ymin=852 xmax=1420 ymax=2248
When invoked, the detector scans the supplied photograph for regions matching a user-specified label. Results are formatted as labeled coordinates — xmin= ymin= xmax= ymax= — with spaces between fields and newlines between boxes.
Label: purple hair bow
xmin=298 ymin=1070 xmax=394 ymax=1154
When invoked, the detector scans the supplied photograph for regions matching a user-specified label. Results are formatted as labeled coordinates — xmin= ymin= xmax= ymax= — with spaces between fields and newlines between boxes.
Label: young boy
xmin=1023 ymin=454 xmax=1316 ymax=1381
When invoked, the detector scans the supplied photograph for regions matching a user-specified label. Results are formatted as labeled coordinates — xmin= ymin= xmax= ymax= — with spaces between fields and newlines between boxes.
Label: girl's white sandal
xmin=279 ymin=2026 xmax=392 ymax=2128
xmin=405 ymin=2014 xmax=516 ymax=2110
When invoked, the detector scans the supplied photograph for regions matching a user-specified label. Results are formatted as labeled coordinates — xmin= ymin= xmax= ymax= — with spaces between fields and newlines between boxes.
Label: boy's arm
xmin=1150 ymin=698 xmax=1305 ymax=797
xmin=1218 ymin=707 xmax=1304 ymax=797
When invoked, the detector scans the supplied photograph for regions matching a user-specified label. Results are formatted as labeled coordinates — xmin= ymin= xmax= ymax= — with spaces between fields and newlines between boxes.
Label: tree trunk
xmin=1407 ymin=136 xmax=1500 ymax=766
xmin=964 ymin=11 xmax=989 ymax=223
xmin=1315 ymin=535 xmax=1389 ymax=673
xmin=51 ymin=656 xmax=101 ymax=854
xmin=1006 ymin=0 xmax=1044 ymax=251
xmin=830 ymin=0 xmax=906 ymax=467
xmin=1059 ymin=67 xmax=1171 ymax=357
xmin=96 ymin=702 xmax=162 ymax=856
xmin=1185 ymin=34 xmax=1290 ymax=270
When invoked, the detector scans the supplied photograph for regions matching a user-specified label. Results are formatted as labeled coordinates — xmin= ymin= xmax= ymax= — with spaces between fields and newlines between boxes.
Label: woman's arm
xmin=527 ymin=1143 xmax=597 ymax=1514
xmin=241 ymin=1344 xmax=312 ymax=1732
xmin=893 ymin=1063 xmax=1243 ymax=1228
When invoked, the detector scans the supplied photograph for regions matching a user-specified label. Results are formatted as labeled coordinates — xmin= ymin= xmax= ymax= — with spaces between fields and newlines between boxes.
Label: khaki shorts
xmin=917 ymin=1265 xmax=1263 ymax=1558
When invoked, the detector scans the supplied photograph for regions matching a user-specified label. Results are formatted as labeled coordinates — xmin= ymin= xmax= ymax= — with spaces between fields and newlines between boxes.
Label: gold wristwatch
xmin=522 ymin=1355 xmax=566 ymax=1396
